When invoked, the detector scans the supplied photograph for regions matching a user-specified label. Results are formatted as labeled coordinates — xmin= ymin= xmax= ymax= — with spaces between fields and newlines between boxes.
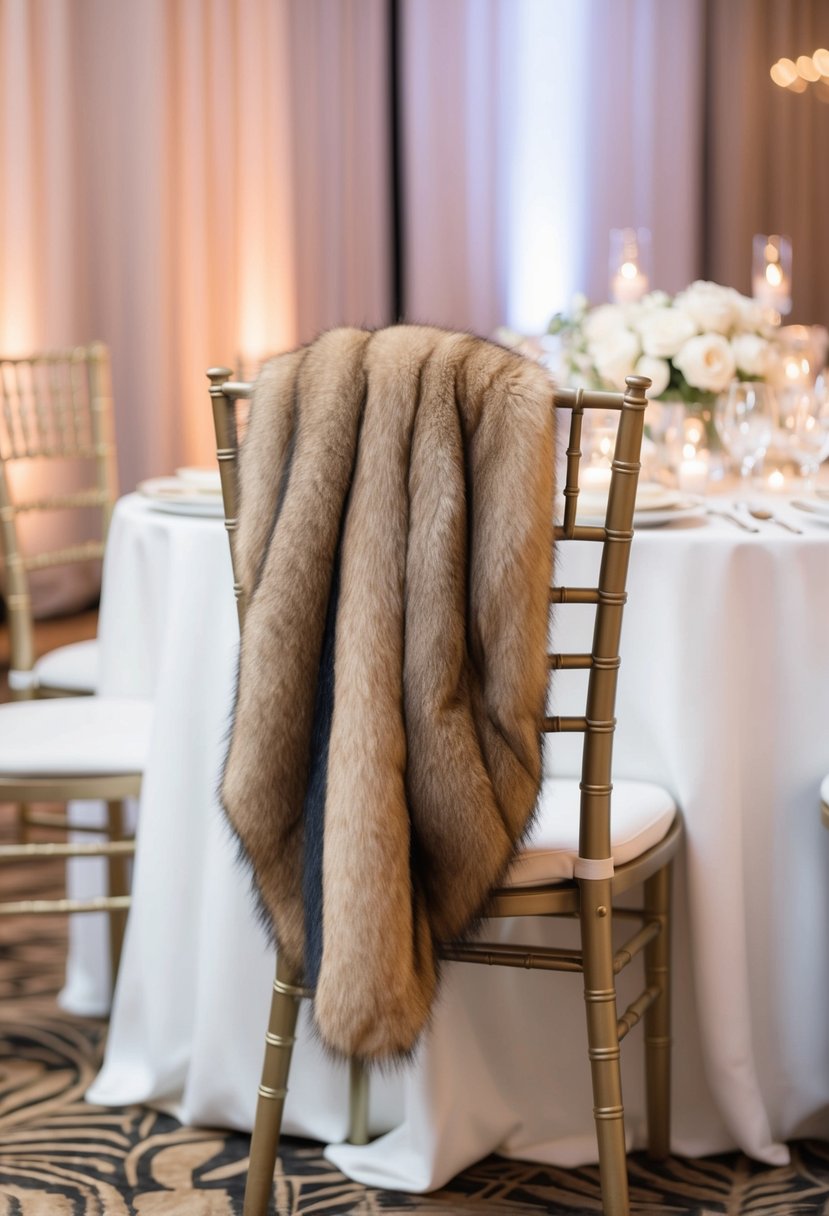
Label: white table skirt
xmin=69 ymin=491 xmax=829 ymax=1191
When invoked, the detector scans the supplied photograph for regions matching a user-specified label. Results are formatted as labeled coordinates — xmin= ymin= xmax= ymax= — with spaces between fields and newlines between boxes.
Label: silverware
xmin=706 ymin=508 xmax=759 ymax=533
xmin=745 ymin=507 xmax=802 ymax=534
xmin=735 ymin=501 xmax=803 ymax=534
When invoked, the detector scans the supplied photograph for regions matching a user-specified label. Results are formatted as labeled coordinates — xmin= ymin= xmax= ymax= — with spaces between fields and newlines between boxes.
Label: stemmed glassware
xmin=773 ymin=378 xmax=829 ymax=489
xmin=714 ymin=382 xmax=775 ymax=481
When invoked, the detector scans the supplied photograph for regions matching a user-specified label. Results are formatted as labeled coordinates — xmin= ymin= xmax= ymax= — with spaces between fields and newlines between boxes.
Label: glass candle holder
xmin=609 ymin=228 xmax=651 ymax=304
xmin=752 ymin=234 xmax=792 ymax=317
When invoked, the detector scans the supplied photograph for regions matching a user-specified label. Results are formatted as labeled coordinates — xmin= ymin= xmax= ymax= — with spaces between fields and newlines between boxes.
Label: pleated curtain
xmin=2 ymin=0 xmax=828 ymax=612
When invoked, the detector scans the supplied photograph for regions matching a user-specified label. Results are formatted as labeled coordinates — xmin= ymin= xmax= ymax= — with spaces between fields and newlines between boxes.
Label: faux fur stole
xmin=222 ymin=325 xmax=555 ymax=1061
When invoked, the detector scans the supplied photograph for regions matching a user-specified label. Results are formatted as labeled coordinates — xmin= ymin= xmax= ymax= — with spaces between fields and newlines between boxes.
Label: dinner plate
xmin=578 ymin=483 xmax=683 ymax=518
xmin=175 ymin=466 xmax=222 ymax=491
xmin=575 ymin=500 xmax=704 ymax=528
xmin=137 ymin=476 xmax=225 ymax=518
xmin=790 ymin=497 xmax=829 ymax=524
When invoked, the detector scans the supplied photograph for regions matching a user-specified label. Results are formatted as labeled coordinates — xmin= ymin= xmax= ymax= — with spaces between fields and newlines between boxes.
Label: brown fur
xmin=222 ymin=325 xmax=555 ymax=1059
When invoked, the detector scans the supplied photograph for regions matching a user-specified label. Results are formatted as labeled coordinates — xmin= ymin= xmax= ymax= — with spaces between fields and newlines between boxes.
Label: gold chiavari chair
xmin=0 ymin=343 xmax=117 ymax=698
xmin=208 ymin=365 xmax=684 ymax=1216
xmin=0 ymin=343 xmax=151 ymax=987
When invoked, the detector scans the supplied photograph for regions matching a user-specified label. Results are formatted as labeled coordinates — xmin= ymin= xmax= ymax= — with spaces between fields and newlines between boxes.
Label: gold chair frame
xmin=208 ymin=365 xmax=683 ymax=1216
xmin=0 ymin=342 xmax=117 ymax=697
xmin=0 ymin=344 xmax=131 ymax=983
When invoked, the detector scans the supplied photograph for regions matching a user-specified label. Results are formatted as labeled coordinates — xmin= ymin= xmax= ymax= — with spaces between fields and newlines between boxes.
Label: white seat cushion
xmin=0 ymin=698 xmax=153 ymax=775
xmin=506 ymin=777 xmax=677 ymax=887
xmin=33 ymin=638 xmax=100 ymax=693
xmin=821 ymin=774 xmax=829 ymax=808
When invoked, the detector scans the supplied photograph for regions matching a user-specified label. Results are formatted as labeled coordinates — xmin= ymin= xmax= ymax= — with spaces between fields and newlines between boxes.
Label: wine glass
xmin=773 ymin=379 xmax=829 ymax=488
xmin=714 ymin=382 xmax=775 ymax=480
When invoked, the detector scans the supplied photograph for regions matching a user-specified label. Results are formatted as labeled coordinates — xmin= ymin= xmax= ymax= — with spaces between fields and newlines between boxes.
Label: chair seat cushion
xmin=34 ymin=638 xmax=99 ymax=694
xmin=0 ymin=698 xmax=152 ymax=775
xmin=506 ymin=777 xmax=678 ymax=887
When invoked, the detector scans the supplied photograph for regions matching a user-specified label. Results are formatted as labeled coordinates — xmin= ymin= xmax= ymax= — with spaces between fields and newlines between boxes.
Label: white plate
xmin=578 ymin=484 xmax=682 ymax=517
xmin=790 ymin=498 xmax=829 ymax=524
xmin=138 ymin=476 xmax=225 ymax=518
xmin=175 ymin=466 xmax=222 ymax=491
xmin=632 ymin=503 xmax=706 ymax=528
xmin=576 ymin=501 xmax=704 ymax=529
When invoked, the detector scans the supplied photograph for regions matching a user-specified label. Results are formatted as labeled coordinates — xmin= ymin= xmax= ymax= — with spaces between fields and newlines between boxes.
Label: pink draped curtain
xmin=4 ymin=0 xmax=826 ymax=614
xmin=0 ymin=0 xmax=392 ymax=499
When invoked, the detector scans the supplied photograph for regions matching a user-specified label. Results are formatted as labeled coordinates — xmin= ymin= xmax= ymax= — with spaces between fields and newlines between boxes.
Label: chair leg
xmin=348 ymin=1058 xmax=370 ymax=1145
xmin=243 ymin=954 xmax=305 ymax=1216
xmin=581 ymin=877 xmax=629 ymax=1216
xmin=644 ymin=863 xmax=672 ymax=1160
xmin=106 ymin=801 xmax=129 ymax=988
xmin=18 ymin=802 xmax=32 ymax=845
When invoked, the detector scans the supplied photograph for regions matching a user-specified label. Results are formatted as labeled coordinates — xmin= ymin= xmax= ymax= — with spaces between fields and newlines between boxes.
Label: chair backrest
xmin=548 ymin=378 xmax=648 ymax=865
xmin=207 ymin=364 xmax=649 ymax=867
xmin=0 ymin=343 xmax=118 ymax=686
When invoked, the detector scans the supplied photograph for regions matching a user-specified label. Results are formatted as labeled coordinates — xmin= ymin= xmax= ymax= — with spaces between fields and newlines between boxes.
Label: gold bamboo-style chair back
xmin=0 ymin=343 xmax=145 ymax=991
xmin=0 ymin=343 xmax=117 ymax=696
xmin=208 ymin=364 xmax=683 ymax=1216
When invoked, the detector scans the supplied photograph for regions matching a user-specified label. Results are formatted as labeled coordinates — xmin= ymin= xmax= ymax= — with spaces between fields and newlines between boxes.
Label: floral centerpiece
xmin=547 ymin=280 xmax=778 ymax=409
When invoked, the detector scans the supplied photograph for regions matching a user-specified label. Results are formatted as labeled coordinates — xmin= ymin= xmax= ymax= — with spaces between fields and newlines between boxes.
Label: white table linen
xmin=76 ymin=492 xmax=829 ymax=1190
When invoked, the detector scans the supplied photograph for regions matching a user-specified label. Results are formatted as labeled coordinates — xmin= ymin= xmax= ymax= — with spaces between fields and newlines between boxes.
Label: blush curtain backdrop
xmin=2 ymin=0 xmax=828 ymax=611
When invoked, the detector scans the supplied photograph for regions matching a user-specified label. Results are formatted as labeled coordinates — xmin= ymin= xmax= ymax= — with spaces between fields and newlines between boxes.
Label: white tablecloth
xmin=71 ymin=491 xmax=829 ymax=1190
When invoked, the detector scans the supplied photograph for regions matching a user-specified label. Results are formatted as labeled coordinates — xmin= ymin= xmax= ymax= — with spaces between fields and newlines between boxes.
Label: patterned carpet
xmin=2 ymin=811 xmax=829 ymax=1212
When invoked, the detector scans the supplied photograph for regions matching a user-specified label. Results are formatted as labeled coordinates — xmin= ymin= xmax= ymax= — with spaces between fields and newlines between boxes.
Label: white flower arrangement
xmin=548 ymin=281 xmax=779 ymax=405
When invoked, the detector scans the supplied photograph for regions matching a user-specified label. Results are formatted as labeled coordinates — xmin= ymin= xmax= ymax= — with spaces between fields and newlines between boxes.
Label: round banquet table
xmin=67 ymin=490 xmax=829 ymax=1190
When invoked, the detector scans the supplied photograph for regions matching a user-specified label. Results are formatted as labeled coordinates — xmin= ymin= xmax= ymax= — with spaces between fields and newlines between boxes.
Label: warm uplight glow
xmin=767 ymin=469 xmax=786 ymax=491
xmin=620 ymin=261 xmax=638 ymax=280
xmin=796 ymin=54 xmax=820 ymax=81
xmin=766 ymin=262 xmax=783 ymax=287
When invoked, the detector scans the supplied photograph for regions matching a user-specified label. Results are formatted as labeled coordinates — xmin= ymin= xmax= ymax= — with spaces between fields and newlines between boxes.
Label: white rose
xmin=583 ymin=303 xmax=629 ymax=344
xmin=637 ymin=307 xmax=697 ymax=357
xmin=591 ymin=328 xmax=641 ymax=390
xmin=731 ymin=332 xmax=771 ymax=378
xmin=674 ymin=333 xmax=737 ymax=394
xmin=674 ymin=280 xmax=737 ymax=334
xmin=727 ymin=290 xmax=766 ymax=333
xmin=639 ymin=290 xmax=671 ymax=312
xmin=635 ymin=355 xmax=671 ymax=398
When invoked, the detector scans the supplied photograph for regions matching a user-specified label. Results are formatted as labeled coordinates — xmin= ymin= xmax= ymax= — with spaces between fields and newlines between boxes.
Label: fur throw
xmin=222 ymin=325 xmax=555 ymax=1061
